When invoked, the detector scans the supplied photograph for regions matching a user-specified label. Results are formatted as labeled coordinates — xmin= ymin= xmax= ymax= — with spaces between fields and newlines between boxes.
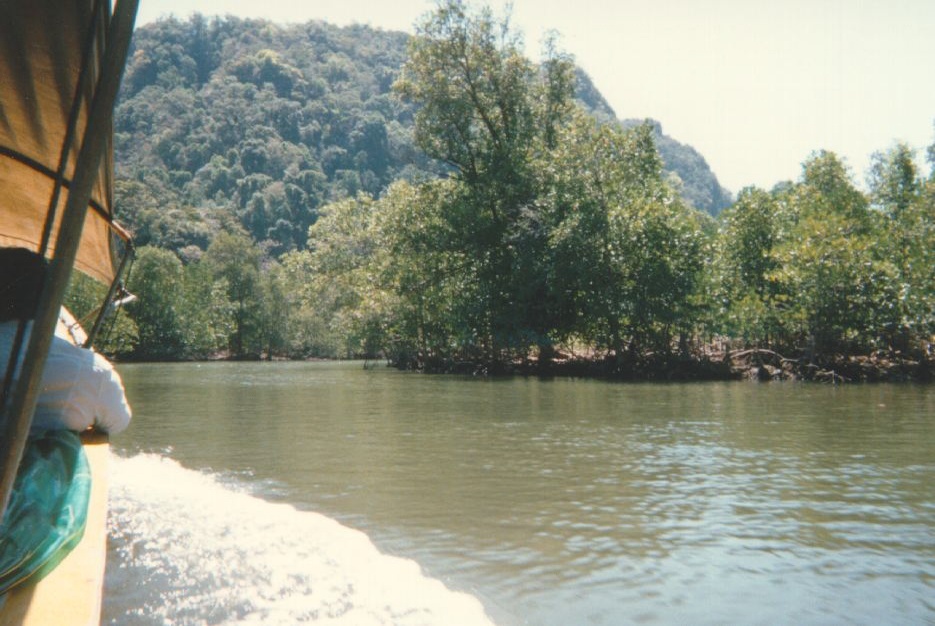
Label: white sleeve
xmin=29 ymin=335 xmax=132 ymax=434
xmin=90 ymin=351 xmax=132 ymax=434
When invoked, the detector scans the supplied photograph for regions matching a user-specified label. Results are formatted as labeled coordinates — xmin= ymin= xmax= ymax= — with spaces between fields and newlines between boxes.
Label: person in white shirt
xmin=1 ymin=247 xmax=132 ymax=435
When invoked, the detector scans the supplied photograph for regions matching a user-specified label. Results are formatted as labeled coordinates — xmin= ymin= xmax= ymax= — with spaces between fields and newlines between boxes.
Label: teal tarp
xmin=0 ymin=430 xmax=91 ymax=595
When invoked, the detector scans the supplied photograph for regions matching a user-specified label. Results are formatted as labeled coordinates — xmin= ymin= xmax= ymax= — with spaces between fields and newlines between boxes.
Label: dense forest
xmin=72 ymin=1 xmax=934 ymax=382
xmin=111 ymin=10 xmax=728 ymax=255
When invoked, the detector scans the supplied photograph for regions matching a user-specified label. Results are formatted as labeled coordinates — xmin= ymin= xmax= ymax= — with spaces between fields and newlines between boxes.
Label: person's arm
xmin=89 ymin=351 xmax=131 ymax=434
xmin=31 ymin=335 xmax=132 ymax=434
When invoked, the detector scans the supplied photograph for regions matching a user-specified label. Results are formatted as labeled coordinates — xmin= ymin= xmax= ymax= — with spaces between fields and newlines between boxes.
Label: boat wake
xmin=105 ymin=453 xmax=495 ymax=626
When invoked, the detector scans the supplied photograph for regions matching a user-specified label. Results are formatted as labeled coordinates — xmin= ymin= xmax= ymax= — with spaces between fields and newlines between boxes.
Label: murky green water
xmin=109 ymin=361 xmax=935 ymax=625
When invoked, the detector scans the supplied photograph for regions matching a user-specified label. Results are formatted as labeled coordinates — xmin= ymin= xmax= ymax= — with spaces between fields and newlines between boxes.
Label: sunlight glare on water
xmin=105 ymin=452 xmax=495 ymax=626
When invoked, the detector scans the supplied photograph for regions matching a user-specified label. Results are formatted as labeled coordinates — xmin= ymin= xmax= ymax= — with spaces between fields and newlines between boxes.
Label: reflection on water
xmin=110 ymin=362 xmax=935 ymax=625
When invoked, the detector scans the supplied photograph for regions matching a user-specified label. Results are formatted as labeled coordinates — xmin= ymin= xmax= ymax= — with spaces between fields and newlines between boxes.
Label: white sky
xmin=136 ymin=0 xmax=935 ymax=194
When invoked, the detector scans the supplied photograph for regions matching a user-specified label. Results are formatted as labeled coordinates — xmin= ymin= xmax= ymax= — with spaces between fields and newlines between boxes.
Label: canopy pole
xmin=0 ymin=0 xmax=139 ymax=521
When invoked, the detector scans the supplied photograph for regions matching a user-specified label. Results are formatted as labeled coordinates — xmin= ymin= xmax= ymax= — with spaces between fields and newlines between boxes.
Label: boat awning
xmin=0 ymin=0 xmax=117 ymax=284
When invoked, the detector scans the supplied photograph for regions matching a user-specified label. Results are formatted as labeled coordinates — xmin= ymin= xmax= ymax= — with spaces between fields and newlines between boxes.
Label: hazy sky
xmin=136 ymin=0 xmax=935 ymax=194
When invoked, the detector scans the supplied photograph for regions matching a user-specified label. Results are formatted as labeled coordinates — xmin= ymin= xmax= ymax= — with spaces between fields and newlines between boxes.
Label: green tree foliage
xmin=126 ymin=246 xmax=188 ymax=360
xmin=756 ymin=152 xmax=904 ymax=356
xmin=713 ymin=187 xmax=782 ymax=345
xmin=868 ymin=143 xmax=920 ymax=217
xmin=201 ymin=231 xmax=267 ymax=358
xmin=539 ymin=112 xmax=706 ymax=361
xmin=395 ymin=1 xmax=536 ymax=189
xmin=394 ymin=0 xmax=553 ymax=363
xmin=105 ymin=8 xmax=931 ymax=375
xmin=177 ymin=260 xmax=234 ymax=358
xmin=868 ymin=143 xmax=935 ymax=349
xmin=371 ymin=180 xmax=476 ymax=364
xmin=284 ymin=1 xmax=708 ymax=371
xmin=297 ymin=193 xmax=388 ymax=358
xmin=717 ymin=152 xmax=917 ymax=358
xmin=709 ymin=145 xmax=933 ymax=363
xmin=119 ymin=236 xmax=296 ymax=360
xmin=115 ymin=180 xmax=213 ymax=253
xmin=772 ymin=212 xmax=901 ymax=356
xmin=114 ymin=13 xmax=730 ymax=263
xmin=116 ymin=15 xmax=442 ymax=254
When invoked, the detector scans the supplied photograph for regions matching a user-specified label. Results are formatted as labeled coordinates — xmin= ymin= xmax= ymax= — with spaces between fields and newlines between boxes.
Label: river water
xmin=103 ymin=361 xmax=935 ymax=625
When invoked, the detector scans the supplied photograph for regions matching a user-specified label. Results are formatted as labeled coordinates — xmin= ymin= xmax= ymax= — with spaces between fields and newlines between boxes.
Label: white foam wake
xmin=106 ymin=453 xmax=495 ymax=626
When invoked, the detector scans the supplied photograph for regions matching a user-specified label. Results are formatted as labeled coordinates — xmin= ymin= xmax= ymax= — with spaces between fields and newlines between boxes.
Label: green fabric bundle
xmin=0 ymin=430 xmax=91 ymax=595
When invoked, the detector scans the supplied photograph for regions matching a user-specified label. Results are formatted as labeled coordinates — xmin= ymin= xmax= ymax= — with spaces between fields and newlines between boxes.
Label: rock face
xmin=575 ymin=71 xmax=733 ymax=215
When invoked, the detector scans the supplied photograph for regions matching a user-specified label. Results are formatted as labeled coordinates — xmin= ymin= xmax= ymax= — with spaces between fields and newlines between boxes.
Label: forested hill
xmin=114 ymin=15 xmax=730 ymax=255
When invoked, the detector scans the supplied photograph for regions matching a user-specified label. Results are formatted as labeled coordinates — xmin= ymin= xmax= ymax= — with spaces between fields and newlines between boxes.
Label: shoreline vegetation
xmin=397 ymin=350 xmax=933 ymax=384
xmin=121 ymin=348 xmax=933 ymax=384
xmin=69 ymin=3 xmax=933 ymax=384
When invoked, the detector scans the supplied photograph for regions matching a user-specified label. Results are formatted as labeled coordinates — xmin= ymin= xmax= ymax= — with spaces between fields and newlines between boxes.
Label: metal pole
xmin=0 ymin=0 xmax=139 ymax=521
xmin=85 ymin=239 xmax=135 ymax=348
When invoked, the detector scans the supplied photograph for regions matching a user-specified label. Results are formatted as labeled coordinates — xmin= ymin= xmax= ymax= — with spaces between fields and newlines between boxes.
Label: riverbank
xmin=395 ymin=348 xmax=933 ymax=383
xmin=115 ymin=346 xmax=932 ymax=383
xmin=717 ymin=349 xmax=931 ymax=383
